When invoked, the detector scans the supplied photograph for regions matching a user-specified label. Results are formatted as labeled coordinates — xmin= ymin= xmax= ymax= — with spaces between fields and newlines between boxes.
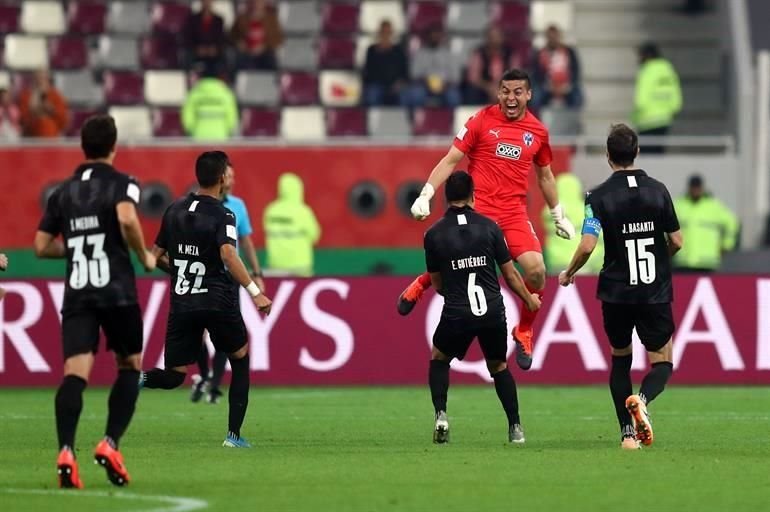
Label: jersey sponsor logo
xmin=127 ymin=183 xmax=141 ymax=203
xmin=495 ymin=142 xmax=522 ymax=160
xmin=523 ymin=132 xmax=534 ymax=147
xmin=226 ymin=224 xmax=237 ymax=240
xmin=488 ymin=129 xmax=501 ymax=138
xmin=456 ymin=126 xmax=468 ymax=140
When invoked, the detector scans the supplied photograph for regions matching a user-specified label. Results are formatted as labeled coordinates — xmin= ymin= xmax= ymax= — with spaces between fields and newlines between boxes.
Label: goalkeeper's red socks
xmin=417 ymin=272 xmax=432 ymax=289
xmin=518 ymin=283 xmax=543 ymax=332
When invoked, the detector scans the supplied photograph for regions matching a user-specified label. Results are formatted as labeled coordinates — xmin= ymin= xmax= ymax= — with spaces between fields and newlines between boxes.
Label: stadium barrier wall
xmin=1 ymin=275 xmax=769 ymax=386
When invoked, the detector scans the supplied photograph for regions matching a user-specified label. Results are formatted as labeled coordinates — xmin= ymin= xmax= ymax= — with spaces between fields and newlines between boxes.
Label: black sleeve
xmin=217 ymin=208 xmax=238 ymax=249
xmin=37 ymin=189 xmax=62 ymax=236
xmin=492 ymin=224 xmax=513 ymax=266
xmin=424 ymin=231 xmax=440 ymax=273
xmin=661 ymin=186 xmax=680 ymax=233
xmin=116 ymin=175 xmax=141 ymax=206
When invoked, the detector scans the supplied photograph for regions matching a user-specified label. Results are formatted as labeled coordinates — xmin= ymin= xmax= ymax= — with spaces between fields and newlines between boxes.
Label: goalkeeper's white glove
xmin=410 ymin=183 xmax=434 ymax=221
xmin=550 ymin=204 xmax=576 ymax=240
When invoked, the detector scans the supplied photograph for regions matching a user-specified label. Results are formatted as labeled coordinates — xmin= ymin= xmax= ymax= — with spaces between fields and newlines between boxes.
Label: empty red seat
xmin=152 ymin=108 xmax=184 ymax=136
xmin=151 ymin=1 xmax=190 ymax=34
xmin=67 ymin=108 xmax=101 ymax=136
xmin=67 ymin=1 xmax=106 ymax=34
xmin=0 ymin=4 xmax=19 ymax=34
xmin=326 ymin=107 xmax=366 ymax=137
xmin=280 ymin=72 xmax=319 ymax=106
xmin=141 ymin=34 xmax=179 ymax=69
xmin=103 ymin=70 xmax=145 ymax=105
xmin=412 ymin=108 xmax=453 ymax=136
xmin=318 ymin=37 xmax=355 ymax=69
xmin=491 ymin=1 xmax=529 ymax=35
xmin=407 ymin=1 xmax=446 ymax=34
xmin=321 ymin=2 xmax=360 ymax=35
xmin=241 ymin=108 xmax=280 ymax=137
xmin=49 ymin=36 xmax=88 ymax=69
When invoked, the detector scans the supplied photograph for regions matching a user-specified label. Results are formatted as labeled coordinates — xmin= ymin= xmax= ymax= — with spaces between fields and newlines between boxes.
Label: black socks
xmin=228 ymin=355 xmax=250 ymax=437
xmin=428 ymin=360 xmax=450 ymax=414
xmin=610 ymin=354 xmax=633 ymax=429
xmin=639 ymin=362 xmax=674 ymax=405
xmin=210 ymin=351 xmax=228 ymax=392
xmin=492 ymin=368 xmax=520 ymax=426
xmin=55 ymin=375 xmax=87 ymax=450
xmin=142 ymin=368 xmax=186 ymax=389
xmin=105 ymin=369 xmax=140 ymax=447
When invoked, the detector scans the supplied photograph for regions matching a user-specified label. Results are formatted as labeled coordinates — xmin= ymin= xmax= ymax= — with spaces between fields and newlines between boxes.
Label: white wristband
xmin=420 ymin=183 xmax=435 ymax=200
xmin=550 ymin=203 xmax=564 ymax=221
xmin=246 ymin=281 xmax=260 ymax=297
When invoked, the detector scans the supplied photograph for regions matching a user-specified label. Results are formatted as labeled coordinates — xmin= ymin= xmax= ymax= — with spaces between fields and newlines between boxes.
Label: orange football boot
xmin=397 ymin=277 xmax=427 ymax=316
xmin=513 ymin=326 xmax=534 ymax=370
xmin=625 ymin=395 xmax=654 ymax=446
xmin=94 ymin=439 xmax=131 ymax=486
xmin=57 ymin=448 xmax=83 ymax=489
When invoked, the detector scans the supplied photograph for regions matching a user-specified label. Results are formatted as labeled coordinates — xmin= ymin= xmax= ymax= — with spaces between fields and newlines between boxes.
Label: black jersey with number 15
xmin=155 ymin=194 xmax=239 ymax=313
xmin=584 ymin=169 xmax=680 ymax=304
xmin=38 ymin=163 xmax=141 ymax=312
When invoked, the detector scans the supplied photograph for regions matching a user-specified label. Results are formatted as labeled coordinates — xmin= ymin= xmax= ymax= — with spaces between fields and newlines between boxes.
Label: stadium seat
xmin=279 ymin=1 xmax=320 ymax=35
xmin=407 ymin=1 xmax=446 ymax=34
xmin=96 ymin=36 xmax=140 ymax=70
xmin=412 ymin=108 xmax=453 ymax=136
xmin=355 ymin=35 xmax=373 ymax=68
xmin=109 ymin=106 xmax=152 ymax=139
xmin=490 ymin=1 xmax=530 ymax=36
xmin=0 ymin=70 xmax=9 ymax=89
xmin=144 ymin=70 xmax=187 ymax=106
xmin=0 ymin=4 xmax=19 ymax=34
xmin=449 ymin=36 xmax=483 ymax=64
xmin=453 ymin=105 xmax=483 ymax=134
xmin=280 ymin=106 xmax=326 ymax=141
xmin=280 ymin=72 xmax=319 ymax=105
xmin=359 ymin=1 xmax=405 ymax=34
xmin=530 ymin=1 xmax=573 ymax=34
xmin=3 ymin=35 xmax=47 ymax=70
xmin=235 ymin=71 xmax=279 ymax=106
xmin=151 ymin=1 xmax=191 ymax=34
xmin=240 ymin=107 xmax=280 ymax=137
xmin=152 ymin=108 xmax=184 ymax=136
xmin=140 ymin=34 xmax=180 ymax=69
xmin=318 ymin=36 xmax=356 ymax=69
xmin=67 ymin=108 xmax=102 ymax=136
xmin=447 ymin=2 xmax=489 ymax=34
xmin=67 ymin=1 xmax=107 ymax=35
xmin=319 ymin=70 xmax=361 ymax=107
xmin=279 ymin=37 xmax=318 ymax=71
xmin=191 ymin=0 xmax=235 ymax=29
xmin=48 ymin=36 xmax=88 ymax=70
xmin=103 ymin=71 xmax=145 ymax=105
xmin=107 ymin=1 xmax=151 ymax=35
xmin=54 ymin=70 xmax=104 ymax=106
xmin=326 ymin=107 xmax=367 ymax=137
xmin=367 ymin=107 xmax=411 ymax=138
xmin=20 ymin=1 xmax=65 ymax=35
xmin=321 ymin=2 xmax=360 ymax=35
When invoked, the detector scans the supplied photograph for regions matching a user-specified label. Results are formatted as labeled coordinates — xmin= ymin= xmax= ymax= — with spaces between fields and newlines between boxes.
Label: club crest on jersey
xmin=495 ymin=142 xmax=522 ymax=160
xmin=523 ymin=132 xmax=534 ymax=147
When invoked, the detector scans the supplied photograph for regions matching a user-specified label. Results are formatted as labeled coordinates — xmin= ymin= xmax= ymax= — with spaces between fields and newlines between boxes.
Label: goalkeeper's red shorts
xmin=499 ymin=217 xmax=542 ymax=260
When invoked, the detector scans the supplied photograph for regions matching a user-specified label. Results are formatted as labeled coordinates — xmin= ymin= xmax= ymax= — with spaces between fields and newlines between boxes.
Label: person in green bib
xmin=181 ymin=71 xmax=239 ymax=141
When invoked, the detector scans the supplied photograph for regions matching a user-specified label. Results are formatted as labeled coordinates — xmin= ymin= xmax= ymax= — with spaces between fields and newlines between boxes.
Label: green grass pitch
xmin=1 ymin=386 xmax=769 ymax=511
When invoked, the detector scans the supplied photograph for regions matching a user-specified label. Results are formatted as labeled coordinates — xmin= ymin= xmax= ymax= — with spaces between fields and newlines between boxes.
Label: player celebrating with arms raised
xmin=400 ymin=68 xmax=575 ymax=370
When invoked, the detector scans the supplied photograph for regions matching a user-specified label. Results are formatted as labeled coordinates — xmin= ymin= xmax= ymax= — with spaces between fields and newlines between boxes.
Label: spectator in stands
xmin=263 ymin=173 xmax=321 ymax=277
xmin=408 ymin=26 xmax=462 ymax=108
xmin=0 ymin=88 xmax=21 ymax=140
xmin=673 ymin=174 xmax=739 ymax=273
xmin=633 ymin=42 xmax=682 ymax=153
xmin=185 ymin=0 xmax=228 ymax=78
xmin=530 ymin=25 xmax=583 ymax=111
xmin=18 ymin=69 xmax=68 ymax=138
xmin=464 ymin=26 xmax=522 ymax=105
xmin=230 ymin=0 xmax=284 ymax=70
xmin=181 ymin=71 xmax=239 ymax=140
xmin=362 ymin=20 xmax=409 ymax=106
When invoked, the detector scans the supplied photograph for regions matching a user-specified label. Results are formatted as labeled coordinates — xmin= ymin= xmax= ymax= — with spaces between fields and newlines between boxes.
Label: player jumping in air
xmin=400 ymin=68 xmax=575 ymax=370
xmin=558 ymin=124 xmax=682 ymax=449
xmin=35 ymin=115 xmax=157 ymax=488
xmin=425 ymin=171 xmax=541 ymax=443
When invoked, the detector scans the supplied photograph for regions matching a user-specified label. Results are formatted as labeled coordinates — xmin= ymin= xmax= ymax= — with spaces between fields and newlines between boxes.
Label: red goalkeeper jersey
xmin=452 ymin=105 xmax=552 ymax=224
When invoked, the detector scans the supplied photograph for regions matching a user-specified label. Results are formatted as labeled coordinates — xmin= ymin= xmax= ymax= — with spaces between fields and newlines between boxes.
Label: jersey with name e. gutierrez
xmin=582 ymin=169 xmax=680 ymax=304
xmin=38 ymin=162 xmax=141 ymax=311
xmin=155 ymin=194 xmax=239 ymax=313
xmin=424 ymin=205 xmax=512 ymax=319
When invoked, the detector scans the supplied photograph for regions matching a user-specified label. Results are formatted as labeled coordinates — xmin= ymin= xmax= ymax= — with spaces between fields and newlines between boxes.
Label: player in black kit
xmin=141 ymin=151 xmax=272 ymax=448
xmin=558 ymin=124 xmax=683 ymax=450
xmin=34 ymin=115 xmax=157 ymax=488
xmin=425 ymin=171 xmax=541 ymax=444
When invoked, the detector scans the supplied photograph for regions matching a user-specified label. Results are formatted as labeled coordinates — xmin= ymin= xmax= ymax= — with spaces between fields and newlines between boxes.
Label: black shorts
xmin=61 ymin=305 xmax=143 ymax=360
xmin=432 ymin=307 xmax=508 ymax=362
xmin=602 ymin=302 xmax=674 ymax=352
xmin=164 ymin=310 xmax=247 ymax=369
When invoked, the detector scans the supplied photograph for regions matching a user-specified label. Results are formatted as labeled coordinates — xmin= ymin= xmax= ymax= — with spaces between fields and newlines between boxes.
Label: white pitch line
xmin=3 ymin=489 xmax=208 ymax=512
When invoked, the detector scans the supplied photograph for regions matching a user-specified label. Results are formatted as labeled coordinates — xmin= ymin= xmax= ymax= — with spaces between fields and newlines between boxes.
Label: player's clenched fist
xmin=0 ymin=253 xmax=8 ymax=271
xmin=252 ymin=294 xmax=272 ymax=315
xmin=141 ymin=249 xmax=157 ymax=272
xmin=558 ymin=270 xmax=574 ymax=287
xmin=525 ymin=293 xmax=542 ymax=312
xmin=550 ymin=204 xmax=576 ymax=240
xmin=410 ymin=183 xmax=435 ymax=220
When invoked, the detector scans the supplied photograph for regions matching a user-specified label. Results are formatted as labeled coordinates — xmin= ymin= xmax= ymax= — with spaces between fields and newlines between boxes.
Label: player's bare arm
xmin=220 ymin=243 xmax=272 ymax=314
xmin=428 ymin=272 xmax=444 ymax=295
xmin=150 ymin=244 xmax=171 ymax=274
xmin=500 ymin=260 xmax=541 ymax=311
xmin=116 ymin=201 xmax=156 ymax=272
xmin=535 ymin=164 xmax=576 ymax=240
xmin=666 ymin=230 xmax=683 ymax=257
xmin=239 ymin=235 xmax=266 ymax=293
xmin=559 ymin=234 xmax=599 ymax=286
xmin=33 ymin=231 xmax=66 ymax=258
xmin=411 ymin=146 xmax=466 ymax=221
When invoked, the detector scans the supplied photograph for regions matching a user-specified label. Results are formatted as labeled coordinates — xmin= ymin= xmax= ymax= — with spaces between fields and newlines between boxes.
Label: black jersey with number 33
xmin=38 ymin=163 xmax=141 ymax=311
xmin=424 ymin=205 xmax=512 ymax=319
xmin=155 ymin=194 xmax=239 ymax=313
xmin=583 ymin=169 xmax=680 ymax=304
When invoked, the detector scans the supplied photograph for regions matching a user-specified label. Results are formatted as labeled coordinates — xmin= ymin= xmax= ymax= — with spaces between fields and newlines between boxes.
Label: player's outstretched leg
xmin=429 ymin=358 xmax=450 ymax=443
xmin=207 ymin=351 xmax=228 ymax=404
xmin=223 ymin=352 xmax=251 ymax=448
xmin=609 ymin=353 xmax=638 ymax=449
xmin=397 ymin=272 xmax=432 ymax=316
xmin=55 ymin=374 xmax=87 ymax=488
xmin=489 ymin=364 xmax=524 ymax=444
xmin=513 ymin=253 xmax=546 ymax=370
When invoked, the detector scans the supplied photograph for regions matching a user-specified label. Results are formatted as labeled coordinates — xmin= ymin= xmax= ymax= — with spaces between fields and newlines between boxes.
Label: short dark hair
xmin=639 ymin=42 xmax=660 ymax=59
xmin=195 ymin=151 xmax=230 ymax=188
xmin=606 ymin=124 xmax=639 ymax=167
xmin=500 ymin=68 xmax=531 ymax=89
xmin=81 ymin=115 xmax=117 ymax=159
xmin=445 ymin=170 xmax=474 ymax=202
